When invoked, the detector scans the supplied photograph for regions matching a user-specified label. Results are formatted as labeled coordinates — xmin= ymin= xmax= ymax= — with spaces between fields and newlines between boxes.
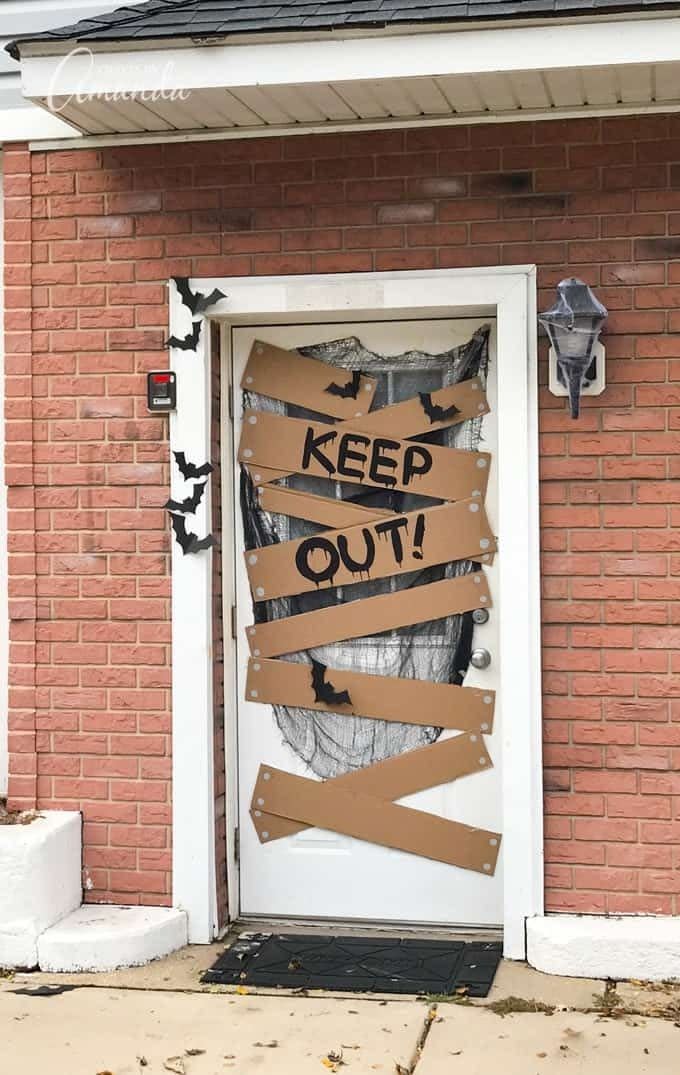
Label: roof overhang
xmin=15 ymin=14 xmax=680 ymax=144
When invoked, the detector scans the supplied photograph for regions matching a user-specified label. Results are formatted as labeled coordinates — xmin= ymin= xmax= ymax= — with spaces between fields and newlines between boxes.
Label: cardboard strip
xmin=242 ymin=340 xmax=378 ymax=420
xmin=250 ymin=764 xmax=501 ymax=874
xmin=246 ymin=498 xmax=496 ymax=602
xmin=238 ymin=410 xmax=490 ymax=502
xmin=246 ymin=658 xmax=495 ymax=733
xmin=258 ymin=485 xmax=393 ymax=529
xmin=245 ymin=463 xmax=289 ymax=486
xmin=246 ymin=570 xmax=491 ymax=658
xmin=348 ymin=377 xmax=489 ymax=436
xmin=251 ymin=732 xmax=493 ymax=842
xmin=244 ymin=377 xmax=489 ymax=488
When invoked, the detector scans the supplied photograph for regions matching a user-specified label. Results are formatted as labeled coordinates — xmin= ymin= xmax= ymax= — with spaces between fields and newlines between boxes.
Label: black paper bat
xmin=173 ymin=451 xmax=214 ymax=480
xmin=324 ymin=369 xmax=363 ymax=400
xmin=174 ymin=276 xmax=226 ymax=315
xmin=418 ymin=391 xmax=460 ymax=425
xmin=310 ymin=659 xmax=352 ymax=708
xmin=165 ymin=481 xmax=207 ymax=515
xmin=169 ymin=512 xmax=216 ymax=555
xmin=166 ymin=320 xmax=202 ymax=351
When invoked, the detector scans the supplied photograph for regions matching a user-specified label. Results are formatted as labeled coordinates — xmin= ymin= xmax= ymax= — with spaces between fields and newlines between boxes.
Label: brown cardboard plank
xmin=246 ymin=498 xmax=496 ymax=602
xmin=251 ymin=732 xmax=493 ymax=842
xmin=246 ymin=463 xmax=288 ymax=486
xmin=258 ymin=485 xmax=393 ymax=529
xmin=246 ymin=658 xmax=495 ymax=733
xmin=246 ymin=570 xmax=491 ymax=658
xmin=250 ymin=764 xmax=501 ymax=874
xmin=348 ymin=376 xmax=489 ymax=436
xmin=241 ymin=340 xmax=378 ymax=420
xmin=244 ymin=377 xmax=489 ymax=488
xmin=238 ymin=410 xmax=491 ymax=502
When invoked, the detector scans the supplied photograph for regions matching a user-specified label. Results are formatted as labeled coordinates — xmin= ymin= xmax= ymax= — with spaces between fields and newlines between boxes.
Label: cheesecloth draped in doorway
xmin=240 ymin=325 xmax=491 ymax=778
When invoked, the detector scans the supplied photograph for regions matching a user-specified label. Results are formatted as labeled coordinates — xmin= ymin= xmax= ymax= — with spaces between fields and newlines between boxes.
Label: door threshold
xmin=230 ymin=916 xmax=502 ymax=945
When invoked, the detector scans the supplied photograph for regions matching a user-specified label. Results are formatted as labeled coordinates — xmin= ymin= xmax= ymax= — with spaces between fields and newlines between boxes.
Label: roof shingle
xmin=7 ymin=0 xmax=679 ymax=59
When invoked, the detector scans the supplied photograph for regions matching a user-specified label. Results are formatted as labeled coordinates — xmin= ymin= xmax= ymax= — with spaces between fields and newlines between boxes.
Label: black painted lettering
xmin=403 ymin=444 xmax=433 ymax=486
xmin=412 ymin=512 xmax=426 ymax=560
xmin=375 ymin=517 xmax=408 ymax=566
xmin=337 ymin=433 xmax=370 ymax=480
xmin=337 ymin=529 xmax=375 ymax=575
xmin=301 ymin=426 xmax=337 ymax=476
xmin=295 ymin=536 xmax=340 ymax=585
xmin=369 ymin=438 xmax=400 ymax=488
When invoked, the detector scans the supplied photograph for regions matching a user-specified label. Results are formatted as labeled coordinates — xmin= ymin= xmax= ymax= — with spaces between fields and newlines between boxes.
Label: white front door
xmin=231 ymin=317 xmax=501 ymax=928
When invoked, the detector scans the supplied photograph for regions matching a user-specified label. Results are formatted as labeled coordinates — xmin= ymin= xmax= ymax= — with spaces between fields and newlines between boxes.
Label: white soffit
xmin=17 ymin=16 xmax=680 ymax=139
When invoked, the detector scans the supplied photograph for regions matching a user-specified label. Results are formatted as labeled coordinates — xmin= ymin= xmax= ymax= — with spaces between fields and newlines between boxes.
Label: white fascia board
xmin=17 ymin=15 xmax=680 ymax=101
xmin=0 ymin=104 xmax=81 ymax=141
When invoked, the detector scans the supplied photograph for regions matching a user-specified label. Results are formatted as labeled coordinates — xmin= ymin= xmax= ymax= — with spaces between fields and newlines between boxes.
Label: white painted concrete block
xmin=0 ymin=811 xmax=82 ymax=968
xmin=38 ymin=904 xmax=189 ymax=972
xmin=527 ymin=914 xmax=680 ymax=981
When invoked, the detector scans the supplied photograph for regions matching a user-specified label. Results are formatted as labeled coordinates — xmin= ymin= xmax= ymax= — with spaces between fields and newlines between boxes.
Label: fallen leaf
xmin=321 ymin=1049 xmax=346 ymax=1071
xmin=185 ymin=1049 xmax=205 ymax=1057
xmin=537 ymin=1052 xmax=547 ymax=1059
xmin=163 ymin=1058 xmax=186 ymax=1074
xmin=235 ymin=986 xmax=250 ymax=995
xmin=253 ymin=1041 xmax=278 ymax=1048
xmin=96 ymin=1071 xmax=114 ymax=1075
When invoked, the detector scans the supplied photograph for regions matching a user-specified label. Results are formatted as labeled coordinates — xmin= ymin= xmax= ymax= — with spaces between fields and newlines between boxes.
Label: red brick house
xmin=3 ymin=0 xmax=680 ymax=977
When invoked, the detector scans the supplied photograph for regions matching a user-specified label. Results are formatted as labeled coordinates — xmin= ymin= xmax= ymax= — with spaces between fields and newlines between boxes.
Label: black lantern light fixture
xmin=538 ymin=278 xmax=608 ymax=419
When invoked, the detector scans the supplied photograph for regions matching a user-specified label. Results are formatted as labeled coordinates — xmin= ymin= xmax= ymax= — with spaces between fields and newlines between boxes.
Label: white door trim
xmin=169 ymin=267 xmax=543 ymax=957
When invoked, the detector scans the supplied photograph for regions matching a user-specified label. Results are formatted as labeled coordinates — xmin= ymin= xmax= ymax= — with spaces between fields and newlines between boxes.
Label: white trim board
xmin=168 ymin=267 xmax=543 ymax=956
xmin=0 ymin=105 xmax=78 ymax=143
xmin=528 ymin=915 xmax=680 ymax=981
xmin=26 ymin=99 xmax=680 ymax=154
xmin=19 ymin=17 xmax=680 ymax=85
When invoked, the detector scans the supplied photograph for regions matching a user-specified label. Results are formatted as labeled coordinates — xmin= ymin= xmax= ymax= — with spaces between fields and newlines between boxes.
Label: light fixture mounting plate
xmin=548 ymin=340 xmax=606 ymax=399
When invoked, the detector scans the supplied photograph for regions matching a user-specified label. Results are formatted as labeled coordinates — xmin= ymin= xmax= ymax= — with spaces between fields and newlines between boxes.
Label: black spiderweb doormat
xmin=202 ymin=933 xmax=502 ymax=996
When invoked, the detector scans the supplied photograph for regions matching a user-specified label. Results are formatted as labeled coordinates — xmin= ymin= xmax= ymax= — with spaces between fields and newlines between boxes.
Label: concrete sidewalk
xmin=2 ymin=949 xmax=680 ymax=1074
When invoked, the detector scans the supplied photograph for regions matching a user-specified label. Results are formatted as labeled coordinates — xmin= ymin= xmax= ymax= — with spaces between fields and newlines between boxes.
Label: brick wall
xmin=5 ymin=114 xmax=680 ymax=916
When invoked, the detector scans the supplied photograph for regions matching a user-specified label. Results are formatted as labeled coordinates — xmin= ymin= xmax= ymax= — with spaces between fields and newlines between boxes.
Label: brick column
xmin=4 ymin=143 xmax=37 ymax=809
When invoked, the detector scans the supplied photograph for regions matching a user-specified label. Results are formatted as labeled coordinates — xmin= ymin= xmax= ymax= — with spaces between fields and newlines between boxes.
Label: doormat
xmin=202 ymin=933 xmax=502 ymax=996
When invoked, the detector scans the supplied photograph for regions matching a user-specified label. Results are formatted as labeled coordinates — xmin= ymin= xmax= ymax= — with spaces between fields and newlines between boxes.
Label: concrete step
xmin=38 ymin=904 xmax=188 ymax=973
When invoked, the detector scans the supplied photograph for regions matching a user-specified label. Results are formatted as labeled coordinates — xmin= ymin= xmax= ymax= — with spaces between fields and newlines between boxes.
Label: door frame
xmin=168 ymin=267 xmax=543 ymax=958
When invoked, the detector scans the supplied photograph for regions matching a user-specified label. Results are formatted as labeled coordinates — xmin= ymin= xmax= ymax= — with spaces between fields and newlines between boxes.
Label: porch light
xmin=538 ymin=278 xmax=607 ymax=419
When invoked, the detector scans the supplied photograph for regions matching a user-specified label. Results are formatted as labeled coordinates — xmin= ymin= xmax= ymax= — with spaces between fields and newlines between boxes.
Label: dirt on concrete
xmin=0 ymin=799 xmax=40 ymax=825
